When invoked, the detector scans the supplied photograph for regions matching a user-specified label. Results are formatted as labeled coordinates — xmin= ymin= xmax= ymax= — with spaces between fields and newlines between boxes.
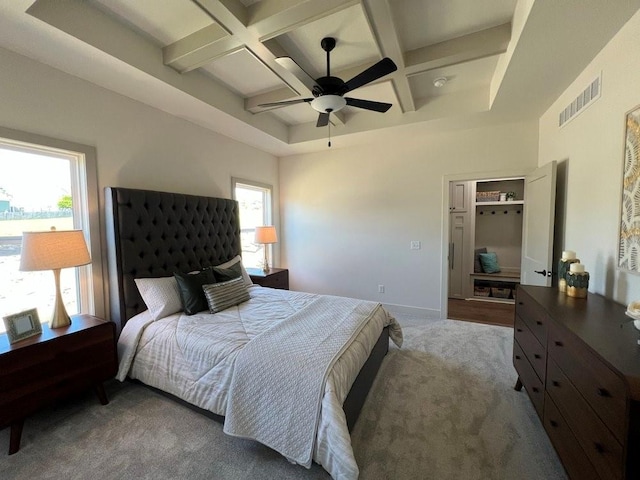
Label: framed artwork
xmin=619 ymin=104 xmax=640 ymax=272
xmin=3 ymin=308 xmax=42 ymax=344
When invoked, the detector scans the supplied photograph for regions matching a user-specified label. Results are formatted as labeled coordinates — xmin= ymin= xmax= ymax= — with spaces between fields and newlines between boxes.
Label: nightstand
xmin=0 ymin=314 xmax=117 ymax=455
xmin=247 ymin=267 xmax=289 ymax=290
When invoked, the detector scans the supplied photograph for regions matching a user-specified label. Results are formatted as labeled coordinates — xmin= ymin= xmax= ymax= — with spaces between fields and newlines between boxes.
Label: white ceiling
xmin=0 ymin=0 xmax=638 ymax=156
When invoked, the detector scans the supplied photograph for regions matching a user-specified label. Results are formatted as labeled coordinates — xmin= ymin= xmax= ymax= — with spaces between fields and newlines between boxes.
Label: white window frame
xmin=232 ymin=178 xmax=274 ymax=268
xmin=0 ymin=126 xmax=105 ymax=318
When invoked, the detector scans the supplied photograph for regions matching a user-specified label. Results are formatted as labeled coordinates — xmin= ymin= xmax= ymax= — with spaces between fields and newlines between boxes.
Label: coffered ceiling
xmin=0 ymin=1 xmax=639 ymax=155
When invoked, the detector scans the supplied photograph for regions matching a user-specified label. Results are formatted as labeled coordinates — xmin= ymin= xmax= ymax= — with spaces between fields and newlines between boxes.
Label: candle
xmin=562 ymin=250 xmax=576 ymax=260
xmin=570 ymin=263 xmax=585 ymax=273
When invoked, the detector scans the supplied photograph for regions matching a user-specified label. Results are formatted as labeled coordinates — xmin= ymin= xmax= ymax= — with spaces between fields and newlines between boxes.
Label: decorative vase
xmin=566 ymin=263 xmax=589 ymax=298
xmin=558 ymin=250 xmax=579 ymax=293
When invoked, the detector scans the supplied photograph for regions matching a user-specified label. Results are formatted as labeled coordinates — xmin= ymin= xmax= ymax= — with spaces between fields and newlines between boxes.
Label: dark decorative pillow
xmin=479 ymin=252 xmax=501 ymax=274
xmin=174 ymin=269 xmax=216 ymax=315
xmin=210 ymin=261 xmax=243 ymax=282
xmin=203 ymin=276 xmax=250 ymax=314
xmin=474 ymin=247 xmax=488 ymax=273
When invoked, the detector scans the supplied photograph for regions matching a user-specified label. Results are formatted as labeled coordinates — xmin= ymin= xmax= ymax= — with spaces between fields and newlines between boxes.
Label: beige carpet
xmin=0 ymin=318 xmax=566 ymax=479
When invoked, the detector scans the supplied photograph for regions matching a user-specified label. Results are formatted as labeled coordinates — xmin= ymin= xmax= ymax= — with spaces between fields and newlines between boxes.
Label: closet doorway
xmin=442 ymin=163 xmax=556 ymax=325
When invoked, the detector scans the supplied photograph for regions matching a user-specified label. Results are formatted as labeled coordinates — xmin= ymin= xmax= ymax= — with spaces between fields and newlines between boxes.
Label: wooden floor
xmin=448 ymin=298 xmax=514 ymax=327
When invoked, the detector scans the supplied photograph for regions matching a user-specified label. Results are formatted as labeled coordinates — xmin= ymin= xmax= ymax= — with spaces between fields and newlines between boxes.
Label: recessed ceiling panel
xmin=90 ymin=0 xmax=212 ymax=46
xmin=201 ymin=48 xmax=285 ymax=97
xmin=408 ymin=56 xmax=499 ymax=101
xmin=392 ymin=0 xmax=517 ymax=51
xmin=276 ymin=4 xmax=380 ymax=78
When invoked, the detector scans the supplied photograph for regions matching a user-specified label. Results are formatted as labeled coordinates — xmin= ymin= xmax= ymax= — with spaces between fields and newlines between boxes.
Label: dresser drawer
xmin=544 ymin=393 xmax=600 ymax=480
xmin=548 ymin=324 xmax=627 ymax=443
xmin=547 ymin=358 xmax=624 ymax=479
xmin=514 ymin=314 xmax=546 ymax=384
xmin=513 ymin=340 xmax=544 ymax=418
xmin=0 ymin=324 xmax=114 ymax=393
xmin=515 ymin=287 xmax=549 ymax=346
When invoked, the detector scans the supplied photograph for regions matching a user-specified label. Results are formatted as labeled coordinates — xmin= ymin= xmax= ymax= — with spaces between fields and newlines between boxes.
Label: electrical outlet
xmin=410 ymin=240 xmax=421 ymax=250
xmin=378 ymin=285 xmax=385 ymax=293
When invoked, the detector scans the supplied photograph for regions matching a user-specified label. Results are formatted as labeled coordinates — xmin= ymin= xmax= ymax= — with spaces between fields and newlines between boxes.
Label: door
xmin=448 ymin=211 xmax=467 ymax=298
xmin=521 ymin=161 xmax=557 ymax=286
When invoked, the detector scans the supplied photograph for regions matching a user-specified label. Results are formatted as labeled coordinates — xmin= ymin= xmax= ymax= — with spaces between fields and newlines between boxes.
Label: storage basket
xmin=491 ymin=287 xmax=511 ymax=298
xmin=476 ymin=190 xmax=500 ymax=202
xmin=474 ymin=286 xmax=491 ymax=297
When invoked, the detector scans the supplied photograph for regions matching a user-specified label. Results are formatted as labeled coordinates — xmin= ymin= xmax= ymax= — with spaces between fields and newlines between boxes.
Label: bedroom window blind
xmin=0 ymin=133 xmax=100 ymax=331
xmin=232 ymin=178 xmax=273 ymax=269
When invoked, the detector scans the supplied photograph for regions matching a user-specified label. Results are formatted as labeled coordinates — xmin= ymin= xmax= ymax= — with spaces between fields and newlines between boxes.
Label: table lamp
xmin=254 ymin=225 xmax=277 ymax=272
xmin=19 ymin=227 xmax=91 ymax=328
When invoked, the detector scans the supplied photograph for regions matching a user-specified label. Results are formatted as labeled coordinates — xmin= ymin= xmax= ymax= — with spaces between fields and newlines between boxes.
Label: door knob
xmin=534 ymin=269 xmax=552 ymax=277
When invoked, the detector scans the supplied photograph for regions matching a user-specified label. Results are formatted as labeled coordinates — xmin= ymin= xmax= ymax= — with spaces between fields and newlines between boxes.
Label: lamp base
xmin=50 ymin=268 xmax=71 ymax=329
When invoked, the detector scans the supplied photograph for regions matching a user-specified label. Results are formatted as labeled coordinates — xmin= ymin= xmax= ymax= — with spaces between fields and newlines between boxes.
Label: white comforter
xmin=117 ymin=286 xmax=403 ymax=480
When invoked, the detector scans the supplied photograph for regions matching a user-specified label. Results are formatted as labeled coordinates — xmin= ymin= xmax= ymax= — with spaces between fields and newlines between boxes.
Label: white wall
xmin=0 ymin=46 xmax=279 ymax=317
xmin=539 ymin=9 xmax=640 ymax=304
xmin=280 ymin=120 xmax=538 ymax=317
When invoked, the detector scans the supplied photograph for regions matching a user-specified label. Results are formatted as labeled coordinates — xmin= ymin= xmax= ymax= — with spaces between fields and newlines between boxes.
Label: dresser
xmin=247 ymin=267 xmax=289 ymax=290
xmin=513 ymin=285 xmax=640 ymax=479
xmin=0 ymin=315 xmax=117 ymax=454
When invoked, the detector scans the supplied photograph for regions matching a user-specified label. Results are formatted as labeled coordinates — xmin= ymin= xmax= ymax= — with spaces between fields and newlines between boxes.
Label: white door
xmin=521 ymin=161 xmax=557 ymax=286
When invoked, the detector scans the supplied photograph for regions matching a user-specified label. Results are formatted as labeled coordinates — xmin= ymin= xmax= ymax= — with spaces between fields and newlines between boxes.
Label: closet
xmin=448 ymin=176 xmax=525 ymax=304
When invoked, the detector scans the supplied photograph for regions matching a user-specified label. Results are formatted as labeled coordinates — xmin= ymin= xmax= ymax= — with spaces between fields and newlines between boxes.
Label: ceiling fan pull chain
xmin=328 ymin=122 xmax=332 ymax=147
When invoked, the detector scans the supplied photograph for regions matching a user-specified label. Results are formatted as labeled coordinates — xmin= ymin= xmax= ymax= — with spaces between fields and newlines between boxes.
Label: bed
xmin=105 ymin=187 xmax=402 ymax=480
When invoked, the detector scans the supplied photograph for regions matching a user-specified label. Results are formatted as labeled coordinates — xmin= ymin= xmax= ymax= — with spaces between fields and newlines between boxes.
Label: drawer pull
xmin=549 ymin=420 xmax=559 ymax=428
xmin=515 ymin=355 xmax=522 ymax=360
xmin=594 ymin=442 xmax=606 ymax=454
xmin=554 ymin=340 xmax=563 ymax=347
xmin=597 ymin=387 xmax=611 ymax=398
xmin=516 ymin=328 xmax=523 ymax=332
xmin=534 ymin=354 xmax=541 ymax=359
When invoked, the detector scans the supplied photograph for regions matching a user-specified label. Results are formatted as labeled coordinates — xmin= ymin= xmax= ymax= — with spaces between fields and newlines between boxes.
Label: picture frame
xmin=618 ymin=104 xmax=640 ymax=273
xmin=3 ymin=308 xmax=42 ymax=344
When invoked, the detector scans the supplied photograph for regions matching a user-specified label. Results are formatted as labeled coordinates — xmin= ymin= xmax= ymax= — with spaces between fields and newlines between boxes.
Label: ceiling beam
xmin=361 ymin=0 xmax=415 ymax=113
xmin=404 ymin=23 xmax=511 ymax=77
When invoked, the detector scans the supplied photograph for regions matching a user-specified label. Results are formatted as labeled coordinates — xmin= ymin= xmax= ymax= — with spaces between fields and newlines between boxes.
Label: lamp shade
xmin=254 ymin=226 xmax=277 ymax=244
xmin=20 ymin=229 xmax=91 ymax=271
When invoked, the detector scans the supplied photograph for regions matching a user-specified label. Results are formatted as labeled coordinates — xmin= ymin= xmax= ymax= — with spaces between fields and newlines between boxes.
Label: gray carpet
xmin=0 ymin=318 xmax=566 ymax=479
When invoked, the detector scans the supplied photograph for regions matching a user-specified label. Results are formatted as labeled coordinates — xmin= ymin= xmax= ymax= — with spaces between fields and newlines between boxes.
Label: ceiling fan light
xmin=311 ymin=95 xmax=346 ymax=113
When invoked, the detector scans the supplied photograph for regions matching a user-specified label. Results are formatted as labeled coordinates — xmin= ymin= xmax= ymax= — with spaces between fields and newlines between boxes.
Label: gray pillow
xmin=474 ymin=247 xmax=487 ymax=273
xmin=203 ymin=276 xmax=250 ymax=314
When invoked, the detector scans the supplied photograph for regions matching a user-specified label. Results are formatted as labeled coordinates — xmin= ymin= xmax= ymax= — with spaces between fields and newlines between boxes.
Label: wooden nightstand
xmin=247 ymin=267 xmax=289 ymax=290
xmin=0 ymin=314 xmax=117 ymax=455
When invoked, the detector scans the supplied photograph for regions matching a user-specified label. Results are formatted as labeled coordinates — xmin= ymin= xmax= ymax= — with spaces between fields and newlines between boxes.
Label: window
xmin=232 ymin=178 xmax=273 ymax=268
xmin=0 ymin=128 xmax=103 ymax=332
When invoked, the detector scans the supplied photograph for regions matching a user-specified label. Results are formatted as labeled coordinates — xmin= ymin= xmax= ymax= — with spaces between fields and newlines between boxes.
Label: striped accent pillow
xmin=203 ymin=276 xmax=250 ymax=314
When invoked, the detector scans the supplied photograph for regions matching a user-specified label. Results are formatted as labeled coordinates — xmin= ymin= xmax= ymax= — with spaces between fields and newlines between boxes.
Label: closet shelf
xmin=475 ymin=200 xmax=524 ymax=206
xmin=470 ymin=271 xmax=521 ymax=282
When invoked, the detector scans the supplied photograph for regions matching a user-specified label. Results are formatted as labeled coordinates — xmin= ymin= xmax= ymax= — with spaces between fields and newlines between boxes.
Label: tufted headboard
xmin=105 ymin=187 xmax=241 ymax=333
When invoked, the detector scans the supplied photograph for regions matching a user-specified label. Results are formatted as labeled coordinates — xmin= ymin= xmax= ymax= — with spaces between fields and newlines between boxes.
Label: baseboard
xmin=382 ymin=302 xmax=441 ymax=319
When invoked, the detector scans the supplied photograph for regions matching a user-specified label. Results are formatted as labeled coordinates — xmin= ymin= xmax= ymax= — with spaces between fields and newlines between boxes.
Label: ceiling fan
xmin=260 ymin=37 xmax=398 ymax=128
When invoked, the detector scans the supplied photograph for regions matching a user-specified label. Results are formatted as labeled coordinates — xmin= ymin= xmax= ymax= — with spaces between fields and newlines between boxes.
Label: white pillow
xmin=216 ymin=255 xmax=253 ymax=287
xmin=134 ymin=276 xmax=182 ymax=320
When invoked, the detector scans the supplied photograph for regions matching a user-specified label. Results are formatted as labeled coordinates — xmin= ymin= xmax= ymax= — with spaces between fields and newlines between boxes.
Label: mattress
xmin=117 ymin=285 xmax=402 ymax=480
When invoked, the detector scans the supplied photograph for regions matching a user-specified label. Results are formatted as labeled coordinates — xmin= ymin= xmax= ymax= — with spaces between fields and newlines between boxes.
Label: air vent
xmin=558 ymin=74 xmax=601 ymax=127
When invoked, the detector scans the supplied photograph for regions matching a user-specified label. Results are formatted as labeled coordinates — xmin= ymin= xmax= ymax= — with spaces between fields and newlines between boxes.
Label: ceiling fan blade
xmin=345 ymin=97 xmax=393 ymax=113
xmin=258 ymin=98 xmax=313 ymax=108
xmin=343 ymin=58 xmax=397 ymax=93
xmin=316 ymin=112 xmax=330 ymax=127
xmin=275 ymin=57 xmax=321 ymax=93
